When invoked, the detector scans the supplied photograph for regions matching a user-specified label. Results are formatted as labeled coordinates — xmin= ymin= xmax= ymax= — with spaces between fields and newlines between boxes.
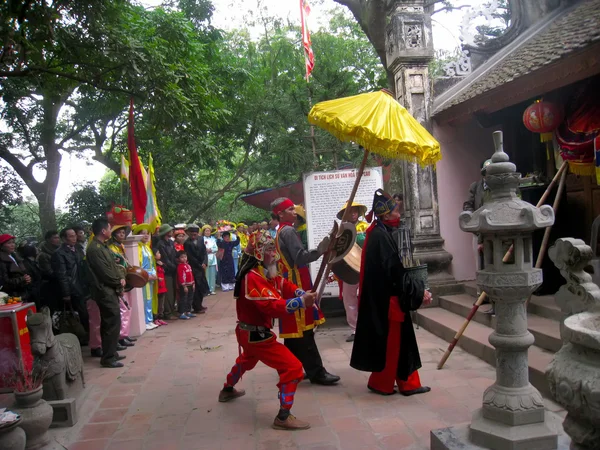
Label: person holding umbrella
xmin=350 ymin=189 xmax=432 ymax=396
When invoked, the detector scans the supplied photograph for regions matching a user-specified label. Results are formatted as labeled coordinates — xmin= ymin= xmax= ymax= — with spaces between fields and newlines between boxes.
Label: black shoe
xmin=116 ymin=344 xmax=127 ymax=351
xmin=119 ymin=339 xmax=135 ymax=347
xmin=90 ymin=348 xmax=103 ymax=358
xmin=126 ymin=336 xmax=137 ymax=342
xmin=115 ymin=354 xmax=126 ymax=361
xmin=399 ymin=386 xmax=431 ymax=396
xmin=310 ymin=372 xmax=340 ymax=385
xmin=345 ymin=334 xmax=355 ymax=342
xmin=101 ymin=359 xmax=124 ymax=368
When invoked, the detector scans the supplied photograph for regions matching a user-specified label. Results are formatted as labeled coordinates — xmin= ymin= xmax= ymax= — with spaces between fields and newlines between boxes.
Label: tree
xmin=0 ymin=0 xmax=231 ymax=232
xmin=0 ymin=165 xmax=23 ymax=227
xmin=62 ymin=183 xmax=113 ymax=225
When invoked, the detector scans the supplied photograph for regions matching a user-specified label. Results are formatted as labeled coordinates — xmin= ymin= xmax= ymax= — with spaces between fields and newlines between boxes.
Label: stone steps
xmin=438 ymin=294 xmax=562 ymax=353
xmin=416 ymin=307 xmax=555 ymax=398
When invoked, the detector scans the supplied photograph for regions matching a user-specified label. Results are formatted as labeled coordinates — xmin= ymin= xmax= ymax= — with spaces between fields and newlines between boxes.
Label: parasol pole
xmin=312 ymin=149 xmax=370 ymax=293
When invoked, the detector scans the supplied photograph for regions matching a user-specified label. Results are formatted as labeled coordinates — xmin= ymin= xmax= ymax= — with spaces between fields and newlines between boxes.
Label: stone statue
xmin=26 ymin=307 xmax=85 ymax=401
xmin=547 ymin=238 xmax=600 ymax=450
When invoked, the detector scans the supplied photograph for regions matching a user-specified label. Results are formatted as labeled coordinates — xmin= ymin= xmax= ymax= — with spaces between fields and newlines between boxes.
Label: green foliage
xmin=0 ymin=165 xmax=23 ymax=226
xmin=429 ymin=48 xmax=462 ymax=80
xmin=474 ymin=0 xmax=511 ymax=45
xmin=62 ymin=183 xmax=112 ymax=226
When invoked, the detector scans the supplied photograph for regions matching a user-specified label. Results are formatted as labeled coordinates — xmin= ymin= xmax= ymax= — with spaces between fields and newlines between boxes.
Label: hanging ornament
xmin=523 ymin=100 xmax=562 ymax=142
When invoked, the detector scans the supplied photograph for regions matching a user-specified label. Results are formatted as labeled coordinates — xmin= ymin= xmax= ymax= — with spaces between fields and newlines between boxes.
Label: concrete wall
xmin=434 ymin=119 xmax=500 ymax=281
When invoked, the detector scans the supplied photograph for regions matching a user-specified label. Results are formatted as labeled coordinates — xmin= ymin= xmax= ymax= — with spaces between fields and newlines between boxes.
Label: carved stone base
xmin=482 ymin=384 xmax=546 ymax=426
xmin=412 ymin=235 xmax=455 ymax=286
xmin=431 ymin=411 xmax=570 ymax=450
xmin=470 ymin=409 xmax=559 ymax=450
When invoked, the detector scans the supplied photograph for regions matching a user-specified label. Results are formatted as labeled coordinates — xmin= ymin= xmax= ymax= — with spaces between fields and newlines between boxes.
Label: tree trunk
xmin=35 ymin=94 xmax=63 ymax=233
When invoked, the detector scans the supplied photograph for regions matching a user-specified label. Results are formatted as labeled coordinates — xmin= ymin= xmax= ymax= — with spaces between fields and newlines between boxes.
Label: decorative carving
xmin=404 ymin=23 xmax=423 ymax=48
xmin=443 ymin=50 xmax=472 ymax=77
xmin=547 ymin=238 xmax=600 ymax=449
xmin=548 ymin=238 xmax=600 ymax=317
xmin=483 ymin=385 xmax=545 ymax=412
xmin=27 ymin=307 xmax=85 ymax=402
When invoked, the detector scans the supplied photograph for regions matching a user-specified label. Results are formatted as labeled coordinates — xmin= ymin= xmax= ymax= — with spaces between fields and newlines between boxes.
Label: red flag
xmin=300 ymin=0 xmax=314 ymax=81
xmin=127 ymin=98 xmax=147 ymax=224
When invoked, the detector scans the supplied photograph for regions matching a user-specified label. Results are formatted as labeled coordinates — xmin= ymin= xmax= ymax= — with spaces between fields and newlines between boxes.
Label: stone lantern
xmin=432 ymin=131 xmax=559 ymax=450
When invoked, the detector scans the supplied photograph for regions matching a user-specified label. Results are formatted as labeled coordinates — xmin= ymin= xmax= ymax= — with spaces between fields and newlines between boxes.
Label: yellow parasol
xmin=307 ymin=89 xmax=441 ymax=291
xmin=309 ymin=89 xmax=441 ymax=167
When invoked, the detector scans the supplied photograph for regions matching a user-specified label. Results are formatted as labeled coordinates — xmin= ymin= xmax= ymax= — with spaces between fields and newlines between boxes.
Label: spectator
xmin=155 ymin=224 xmax=178 ymax=320
xmin=86 ymin=218 xmax=126 ymax=368
xmin=184 ymin=224 xmax=209 ymax=313
xmin=0 ymin=234 xmax=31 ymax=299
xmin=37 ymin=229 xmax=61 ymax=311
xmin=269 ymin=214 xmax=279 ymax=239
xmin=73 ymin=224 xmax=88 ymax=255
xmin=52 ymin=227 xmax=91 ymax=334
xmin=17 ymin=243 xmax=43 ymax=308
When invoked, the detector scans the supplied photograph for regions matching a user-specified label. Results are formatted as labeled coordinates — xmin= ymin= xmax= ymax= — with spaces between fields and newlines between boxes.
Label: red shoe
xmin=158 ymin=319 xmax=168 ymax=325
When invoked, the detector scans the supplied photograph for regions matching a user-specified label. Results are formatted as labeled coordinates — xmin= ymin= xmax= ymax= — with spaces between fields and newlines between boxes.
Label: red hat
xmin=0 ymin=234 xmax=16 ymax=246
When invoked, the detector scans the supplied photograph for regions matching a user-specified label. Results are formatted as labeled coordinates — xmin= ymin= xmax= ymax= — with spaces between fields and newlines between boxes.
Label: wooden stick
xmin=437 ymin=291 xmax=488 ymax=370
xmin=524 ymin=165 xmax=568 ymax=308
xmin=502 ymin=160 xmax=568 ymax=262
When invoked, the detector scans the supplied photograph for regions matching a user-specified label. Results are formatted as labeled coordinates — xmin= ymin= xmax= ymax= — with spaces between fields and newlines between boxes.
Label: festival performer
xmin=336 ymin=201 xmax=368 ymax=342
xmin=106 ymin=208 xmax=137 ymax=349
xmin=133 ymin=224 xmax=160 ymax=330
xmin=202 ymin=225 xmax=218 ymax=295
xmin=350 ymin=189 xmax=432 ymax=396
xmin=218 ymin=231 xmax=314 ymax=430
xmin=271 ymin=197 xmax=339 ymax=385
xmin=294 ymin=205 xmax=308 ymax=250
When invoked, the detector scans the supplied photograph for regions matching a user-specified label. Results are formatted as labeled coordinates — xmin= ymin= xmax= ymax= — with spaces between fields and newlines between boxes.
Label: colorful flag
xmin=144 ymin=154 xmax=162 ymax=230
xmin=127 ymin=98 xmax=147 ymax=224
xmin=300 ymin=0 xmax=314 ymax=81
xmin=120 ymin=155 xmax=130 ymax=182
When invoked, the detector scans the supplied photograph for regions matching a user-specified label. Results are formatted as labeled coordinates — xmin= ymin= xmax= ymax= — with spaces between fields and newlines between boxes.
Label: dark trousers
xmin=95 ymin=294 xmax=121 ymax=364
xmin=284 ymin=329 xmax=325 ymax=380
xmin=178 ymin=286 xmax=194 ymax=314
xmin=71 ymin=295 xmax=90 ymax=333
xmin=191 ymin=268 xmax=206 ymax=311
xmin=163 ymin=274 xmax=177 ymax=316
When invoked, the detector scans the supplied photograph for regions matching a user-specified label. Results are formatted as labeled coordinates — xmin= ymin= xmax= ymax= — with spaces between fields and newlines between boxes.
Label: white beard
xmin=265 ymin=263 xmax=278 ymax=279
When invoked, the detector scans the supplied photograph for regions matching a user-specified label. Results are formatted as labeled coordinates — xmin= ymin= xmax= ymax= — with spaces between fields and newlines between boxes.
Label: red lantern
xmin=523 ymin=100 xmax=562 ymax=142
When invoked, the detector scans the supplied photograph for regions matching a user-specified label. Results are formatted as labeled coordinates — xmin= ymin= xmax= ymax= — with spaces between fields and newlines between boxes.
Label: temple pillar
xmin=386 ymin=1 xmax=454 ymax=285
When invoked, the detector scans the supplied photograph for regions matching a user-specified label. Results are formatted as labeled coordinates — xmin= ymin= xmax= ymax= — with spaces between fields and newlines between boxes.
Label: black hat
xmin=366 ymin=189 xmax=396 ymax=222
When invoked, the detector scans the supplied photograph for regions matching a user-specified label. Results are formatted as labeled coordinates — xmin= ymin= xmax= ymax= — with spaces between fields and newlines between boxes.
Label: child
xmin=176 ymin=250 xmax=196 ymax=320
xmin=155 ymin=249 xmax=168 ymax=325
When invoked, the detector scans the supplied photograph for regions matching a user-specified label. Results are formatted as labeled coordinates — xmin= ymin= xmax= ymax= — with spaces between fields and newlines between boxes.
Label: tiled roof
xmin=433 ymin=0 xmax=600 ymax=115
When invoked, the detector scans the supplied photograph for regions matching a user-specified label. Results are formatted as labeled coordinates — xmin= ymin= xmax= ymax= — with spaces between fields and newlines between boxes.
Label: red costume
xmin=224 ymin=266 xmax=305 ymax=401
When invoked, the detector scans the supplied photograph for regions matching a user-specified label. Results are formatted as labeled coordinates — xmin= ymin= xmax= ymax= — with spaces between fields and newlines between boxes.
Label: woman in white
xmin=202 ymin=225 xmax=218 ymax=295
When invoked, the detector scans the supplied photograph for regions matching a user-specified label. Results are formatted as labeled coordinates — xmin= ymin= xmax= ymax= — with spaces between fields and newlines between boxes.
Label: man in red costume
xmin=271 ymin=197 xmax=340 ymax=386
xmin=350 ymin=189 xmax=433 ymax=396
xmin=218 ymin=231 xmax=316 ymax=430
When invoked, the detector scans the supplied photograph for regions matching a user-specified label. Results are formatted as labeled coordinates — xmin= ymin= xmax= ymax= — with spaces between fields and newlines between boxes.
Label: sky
xmin=33 ymin=0 xmax=465 ymax=208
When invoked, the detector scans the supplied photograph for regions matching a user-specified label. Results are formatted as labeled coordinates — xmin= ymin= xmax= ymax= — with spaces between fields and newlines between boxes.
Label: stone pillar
xmin=123 ymin=235 xmax=146 ymax=338
xmin=386 ymin=1 xmax=454 ymax=285
xmin=431 ymin=131 xmax=561 ymax=450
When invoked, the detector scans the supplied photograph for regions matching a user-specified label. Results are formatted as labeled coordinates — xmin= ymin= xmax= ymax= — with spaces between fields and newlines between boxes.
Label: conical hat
xmin=337 ymin=201 xmax=367 ymax=220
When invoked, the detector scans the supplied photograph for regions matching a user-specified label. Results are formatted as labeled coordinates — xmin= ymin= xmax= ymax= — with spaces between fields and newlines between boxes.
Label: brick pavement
xmin=41 ymin=291 xmax=564 ymax=450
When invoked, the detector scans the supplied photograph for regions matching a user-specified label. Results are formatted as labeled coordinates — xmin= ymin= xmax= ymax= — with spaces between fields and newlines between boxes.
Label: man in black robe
xmin=350 ymin=189 xmax=432 ymax=396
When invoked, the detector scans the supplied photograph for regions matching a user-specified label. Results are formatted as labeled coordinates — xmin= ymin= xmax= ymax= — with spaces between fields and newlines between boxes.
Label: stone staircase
xmin=417 ymin=282 xmax=562 ymax=397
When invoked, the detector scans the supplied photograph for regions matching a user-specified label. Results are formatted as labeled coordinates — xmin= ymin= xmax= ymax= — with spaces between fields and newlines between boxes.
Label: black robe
xmin=350 ymin=221 xmax=424 ymax=381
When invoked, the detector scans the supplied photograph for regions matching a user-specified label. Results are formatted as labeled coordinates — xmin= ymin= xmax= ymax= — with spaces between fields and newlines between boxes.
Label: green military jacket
xmin=86 ymin=237 xmax=124 ymax=300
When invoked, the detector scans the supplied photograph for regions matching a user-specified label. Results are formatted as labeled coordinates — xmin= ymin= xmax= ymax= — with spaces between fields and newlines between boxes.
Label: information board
xmin=302 ymin=167 xmax=383 ymax=297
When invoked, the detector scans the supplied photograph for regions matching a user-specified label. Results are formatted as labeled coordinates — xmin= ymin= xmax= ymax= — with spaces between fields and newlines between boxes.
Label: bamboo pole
xmin=502 ymin=160 xmax=568 ymax=263
xmin=437 ymin=291 xmax=488 ymax=369
xmin=438 ymin=161 xmax=569 ymax=370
